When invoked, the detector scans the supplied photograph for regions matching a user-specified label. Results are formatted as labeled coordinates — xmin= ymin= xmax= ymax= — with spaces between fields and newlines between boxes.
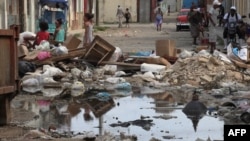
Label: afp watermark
xmin=224 ymin=125 xmax=250 ymax=140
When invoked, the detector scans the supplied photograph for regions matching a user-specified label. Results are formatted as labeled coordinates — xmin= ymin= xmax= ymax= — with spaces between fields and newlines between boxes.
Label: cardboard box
xmin=63 ymin=35 xmax=82 ymax=50
xmin=155 ymin=40 xmax=176 ymax=57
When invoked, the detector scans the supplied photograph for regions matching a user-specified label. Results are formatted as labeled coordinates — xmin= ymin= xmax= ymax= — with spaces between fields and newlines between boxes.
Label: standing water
xmin=11 ymin=88 xmax=224 ymax=141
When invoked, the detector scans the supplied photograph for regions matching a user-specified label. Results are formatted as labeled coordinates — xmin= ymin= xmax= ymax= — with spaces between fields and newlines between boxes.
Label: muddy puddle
xmin=10 ymin=86 xmax=227 ymax=141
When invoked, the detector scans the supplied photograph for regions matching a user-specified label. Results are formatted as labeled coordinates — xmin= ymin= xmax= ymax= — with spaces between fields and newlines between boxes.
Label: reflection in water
xmin=23 ymin=92 xmax=115 ymax=135
xmin=13 ymin=89 xmax=224 ymax=140
xmin=182 ymin=93 xmax=207 ymax=132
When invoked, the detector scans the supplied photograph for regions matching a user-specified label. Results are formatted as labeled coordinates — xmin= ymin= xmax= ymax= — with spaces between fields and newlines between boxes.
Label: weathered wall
xmin=160 ymin=0 xmax=177 ymax=13
xmin=99 ymin=0 xmax=137 ymax=23
xmin=139 ymin=0 xmax=151 ymax=23
xmin=0 ymin=0 xmax=4 ymax=29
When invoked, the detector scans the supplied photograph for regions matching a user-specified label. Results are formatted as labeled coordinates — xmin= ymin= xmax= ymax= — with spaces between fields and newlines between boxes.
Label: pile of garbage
xmin=162 ymin=50 xmax=250 ymax=88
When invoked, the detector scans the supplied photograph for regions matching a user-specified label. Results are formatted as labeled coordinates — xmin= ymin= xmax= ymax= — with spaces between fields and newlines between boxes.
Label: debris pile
xmin=163 ymin=50 xmax=250 ymax=88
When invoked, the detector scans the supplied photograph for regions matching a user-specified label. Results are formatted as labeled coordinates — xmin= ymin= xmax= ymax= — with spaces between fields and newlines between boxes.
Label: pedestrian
xmin=207 ymin=0 xmax=221 ymax=54
xmin=53 ymin=18 xmax=65 ymax=46
xmin=188 ymin=6 xmax=203 ymax=45
xmin=83 ymin=13 xmax=94 ymax=48
xmin=32 ymin=21 xmax=50 ymax=48
xmin=217 ymin=4 xmax=225 ymax=27
xmin=116 ymin=5 xmax=124 ymax=28
xmin=222 ymin=6 xmax=243 ymax=49
xmin=155 ymin=7 xmax=163 ymax=31
xmin=124 ymin=8 xmax=131 ymax=28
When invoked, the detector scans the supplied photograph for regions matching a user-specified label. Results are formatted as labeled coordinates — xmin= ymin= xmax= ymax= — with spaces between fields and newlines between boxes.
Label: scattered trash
xmin=71 ymin=81 xmax=85 ymax=97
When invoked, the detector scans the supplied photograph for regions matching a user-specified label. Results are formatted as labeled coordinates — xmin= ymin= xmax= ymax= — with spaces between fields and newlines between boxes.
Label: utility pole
xmin=95 ymin=0 xmax=99 ymax=26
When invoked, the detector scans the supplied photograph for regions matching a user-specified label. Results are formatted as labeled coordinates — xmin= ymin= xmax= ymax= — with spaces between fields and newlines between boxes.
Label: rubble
xmin=162 ymin=50 xmax=250 ymax=88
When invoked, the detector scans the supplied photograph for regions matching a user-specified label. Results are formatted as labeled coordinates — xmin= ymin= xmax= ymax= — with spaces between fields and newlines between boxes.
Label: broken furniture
xmin=84 ymin=35 xmax=116 ymax=66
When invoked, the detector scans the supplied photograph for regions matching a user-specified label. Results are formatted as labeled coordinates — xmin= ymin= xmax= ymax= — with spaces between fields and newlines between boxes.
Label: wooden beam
xmin=0 ymin=95 xmax=11 ymax=125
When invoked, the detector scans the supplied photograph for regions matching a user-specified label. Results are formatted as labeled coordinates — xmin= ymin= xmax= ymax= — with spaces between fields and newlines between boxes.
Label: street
xmin=73 ymin=12 xmax=225 ymax=53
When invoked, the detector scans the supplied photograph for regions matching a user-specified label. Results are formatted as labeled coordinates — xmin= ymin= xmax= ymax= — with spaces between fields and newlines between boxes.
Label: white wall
xmin=99 ymin=0 xmax=137 ymax=23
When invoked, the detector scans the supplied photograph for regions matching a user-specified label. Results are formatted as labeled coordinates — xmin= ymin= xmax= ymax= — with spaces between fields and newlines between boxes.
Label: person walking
xmin=155 ymin=7 xmax=163 ymax=31
xmin=222 ymin=6 xmax=243 ymax=49
xmin=124 ymin=8 xmax=131 ymax=28
xmin=83 ymin=13 xmax=94 ymax=48
xmin=207 ymin=0 xmax=221 ymax=54
xmin=188 ymin=6 xmax=203 ymax=45
xmin=116 ymin=5 xmax=124 ymax=28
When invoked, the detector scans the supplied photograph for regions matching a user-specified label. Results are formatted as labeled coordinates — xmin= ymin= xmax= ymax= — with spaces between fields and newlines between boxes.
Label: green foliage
xmin=94 ymin=26 xmax=110 ymax=32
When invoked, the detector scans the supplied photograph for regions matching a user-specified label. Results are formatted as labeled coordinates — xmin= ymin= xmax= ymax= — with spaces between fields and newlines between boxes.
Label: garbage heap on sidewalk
xmin=18 ymin=33 xmax=250 ymax=97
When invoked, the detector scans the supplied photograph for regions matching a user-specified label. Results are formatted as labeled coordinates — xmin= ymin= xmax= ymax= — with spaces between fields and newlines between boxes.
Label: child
xmin=155 ymin=8 xmax=163 ymax=31
xmin=53 ymin=18 xmax=65 ymax=46
xmin=83 ymin=13 xmax=94 ymax=48
xmin=33 ymin=21 xmax=50 ymax=48
xmin=124 ymin=8 xmax=131 ymax=28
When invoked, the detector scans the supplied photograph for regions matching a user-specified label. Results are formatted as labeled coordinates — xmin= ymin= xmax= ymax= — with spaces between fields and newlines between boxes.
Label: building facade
xmin=0 ymin=0 xmax=36 ymax=32
xmin=98 ymin=0 xmax=137 ymax=23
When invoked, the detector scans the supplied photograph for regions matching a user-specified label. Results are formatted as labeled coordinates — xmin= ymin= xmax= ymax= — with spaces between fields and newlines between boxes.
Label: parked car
xmin=176 ymin=8 xmax=190 ymax=31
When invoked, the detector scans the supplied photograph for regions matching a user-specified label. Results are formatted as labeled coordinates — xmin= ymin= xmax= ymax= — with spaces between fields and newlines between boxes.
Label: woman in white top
xmin=83 ymin=13 xmax=94 ymax=48
xmin=207 ymin=0 xmax=221 ymax=54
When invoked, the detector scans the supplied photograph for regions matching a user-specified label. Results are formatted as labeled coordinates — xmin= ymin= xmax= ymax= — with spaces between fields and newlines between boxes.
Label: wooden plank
xmin=0 ymin=86 xmax=15 ymax=95
xmin=0 ymin=95 xmax=11 ymax=125
xmin=100 ymin=61 xmax=141 ymax=71
xmin=34 ymin=48 xmax=87 ymax=66
xmin=101 ymin=61 xmax=141 ymax=67
xmin=0 ymin=30 xmax=14 ymax=36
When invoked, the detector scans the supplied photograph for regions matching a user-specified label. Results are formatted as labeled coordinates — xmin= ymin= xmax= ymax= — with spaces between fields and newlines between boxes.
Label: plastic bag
xmin=22 ymin=78 xmax=41 ymax=93
xmin=114 ymin=82 xmax=132 ymax=90
xmin=37 ymin=51 xmax=51 ymax=60
xmin=35 ymin=40 xmax=50 ymax=51
xmin=71 ymin=81 xmax=85 ymax=97
xmin=42 ymin=65 xmax=63 ymax=77
xmin=109 ymin=47 xmax=122 ymax=61
xmin=51 ymin=46 xmax=68 ymax=56
xmin=18 ymin=61 xmax=36 ymax=78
